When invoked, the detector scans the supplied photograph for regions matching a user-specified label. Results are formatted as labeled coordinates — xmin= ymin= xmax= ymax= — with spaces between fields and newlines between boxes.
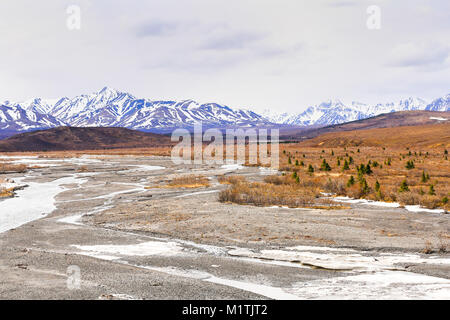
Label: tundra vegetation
xmin=220 ymin=145 xmax=450 ymax=211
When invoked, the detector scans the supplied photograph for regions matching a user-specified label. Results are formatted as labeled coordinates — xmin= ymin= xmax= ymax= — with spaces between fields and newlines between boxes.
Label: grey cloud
xmin=136 ymin=21 xmax=179 ymax=37
xmin=387 ymin=42 xmax=450 ymax=69
xmin=201 ymin=32 xmax=264 ymax=50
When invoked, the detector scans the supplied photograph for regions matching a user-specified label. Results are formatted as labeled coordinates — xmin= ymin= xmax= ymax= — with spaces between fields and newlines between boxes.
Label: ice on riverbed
xmin=73 ymin=241 xmax=184 ymax=260
xmin=174 ymin=190 xmax=219 ymax=198
xmin=287 ymin=271 xmax=450 ymax=299
xmin=0 ymin=155 xmax=104 ymax=167
xmin=220 ymin=164 xmax=244 ymax=171
xmin=119 ymin=165 xmax=165 ymax=173
xmin=404 ymin=205 xmax=445 ymax=214
xmin=139 ymin=265 xmax=300 ymax=300
xmin=259 ymin=167 xmax=278 ymax=176
xmin=0 ymin=176 xmax=86 ymax=233
xmin=228 ymin=246 xmax=450 ymax=271
xmin=57 ymin=214 xmax=84 ymax=225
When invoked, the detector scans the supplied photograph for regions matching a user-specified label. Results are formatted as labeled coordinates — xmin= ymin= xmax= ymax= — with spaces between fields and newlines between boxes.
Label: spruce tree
xmin=347 ymin=175 xmax=355 ymax=187
xmin=342 ymin=160 xmax=350 ymax=171
xmin=399 ymin=180 xmax=409 ymax=192
xmin=421 ymin=171 xmax=428 ymax=183
xmin=405 ymin=160 xmax=415 ymax=169
xmin=320 ymin=159 xmax=331 ymax=171
xmin=375 ymin=180 xmax=380 ymax=192
xmin=428 ymin=184 xmax=436 ymax=196
xmin=360 ymin=178 xmax=369 ymax=195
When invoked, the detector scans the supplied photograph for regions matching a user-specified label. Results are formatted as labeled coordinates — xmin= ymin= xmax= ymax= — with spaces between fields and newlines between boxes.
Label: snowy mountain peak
xmin=0 ymin=88 xmax=271 ymax=132
xmin=1 ymin=89 xmax=448 ymax=134
xmin=425 ymin=93 xmax=450 ymax=112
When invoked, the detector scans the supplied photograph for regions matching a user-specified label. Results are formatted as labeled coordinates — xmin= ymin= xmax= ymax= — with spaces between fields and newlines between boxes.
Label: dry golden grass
xmin=218 ymin=175 xmax=345 ymax=209
xmin=0 ymin=163 xmax=27 ymax=174
xmin=0 ymin=187 xmax=14 ymax=198
xmin=167 ymin=175 xmax=210 ymax=188
xmin=146 ymin=175 xmax=210 ymax=189
xmin=218 ymin=175 xmax=246 ymax=185
xmin=277 ymin=143 xmax=450 ymax=211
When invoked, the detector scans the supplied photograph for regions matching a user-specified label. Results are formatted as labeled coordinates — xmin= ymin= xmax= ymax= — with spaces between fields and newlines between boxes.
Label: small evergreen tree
xmin=405 ymin=160 xmax=415 ymax=169
xmin=320 ymin=159 xmax=331 ymax=171
xmin=288 ymin=157 xmax=292 ymax=164
xmin=421 ymin=171 xmax=428 ymax=183
xmin=347 ymin=175 xmax=355 ymax=187
xmin=375 ymin=180 xmax=380 ymax=192
xmin=342 ymin=160 xmax=350 ymax=171
xmin=359 ymin=178 xmax=369 ymax=195
xmin=428 ymin=184 xmax=436 ymax=196
xmin=295 ymin=159 xmax=299 ymax=166
xmin=308 ymin=164 xmax=314 ymax=173
xmin=399 ymin=180 xmax=409 ymax=192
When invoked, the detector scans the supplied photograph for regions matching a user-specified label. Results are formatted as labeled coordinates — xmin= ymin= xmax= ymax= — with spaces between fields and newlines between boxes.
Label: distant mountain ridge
xmin=0 ymin=88 xmax=449 ymax=137
xmin=279 ymin=110 xmax=450 ymax=141
xmin=0 ymin=87 xmax=271 ymax=134
xmin=262 ymin=96 xmax=449 ymax=126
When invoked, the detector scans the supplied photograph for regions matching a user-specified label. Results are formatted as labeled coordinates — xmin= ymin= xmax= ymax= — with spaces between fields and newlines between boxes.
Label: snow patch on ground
xmin=259 ymin=167 xmax=278 ymax=176
xmin=331 ymin=196 xmax=446 ymax=213
xmin=332 ymin=196 xmax=401 ymax=208
xmin=429 ymin=117 xmax=447 ymax=121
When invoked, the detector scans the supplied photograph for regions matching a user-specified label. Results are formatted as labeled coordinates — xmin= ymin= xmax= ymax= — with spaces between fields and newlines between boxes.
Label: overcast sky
xmin=0 ymin=0 xmax=449 ymax=112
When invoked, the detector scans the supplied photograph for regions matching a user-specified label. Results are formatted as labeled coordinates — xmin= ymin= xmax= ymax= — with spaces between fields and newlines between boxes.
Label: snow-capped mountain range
xmin=0 ymin=87 xmax=448 ymax=135
xmin=0 ymin=87 xmax=269 ymax=133
xmin=262 ymin=95 xmax=449 ymax=126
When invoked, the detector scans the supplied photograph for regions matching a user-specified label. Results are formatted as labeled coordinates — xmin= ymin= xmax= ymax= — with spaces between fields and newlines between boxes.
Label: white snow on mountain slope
xmin=0 ymin=87 xmax=270 ymax=133
xmin=425 ymin=94 xmax=450 ymax=112
xmin=1 ymin=88 xmax=448 ymax=134
xmin=261 ymin=96 xmax=438 ymax=126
